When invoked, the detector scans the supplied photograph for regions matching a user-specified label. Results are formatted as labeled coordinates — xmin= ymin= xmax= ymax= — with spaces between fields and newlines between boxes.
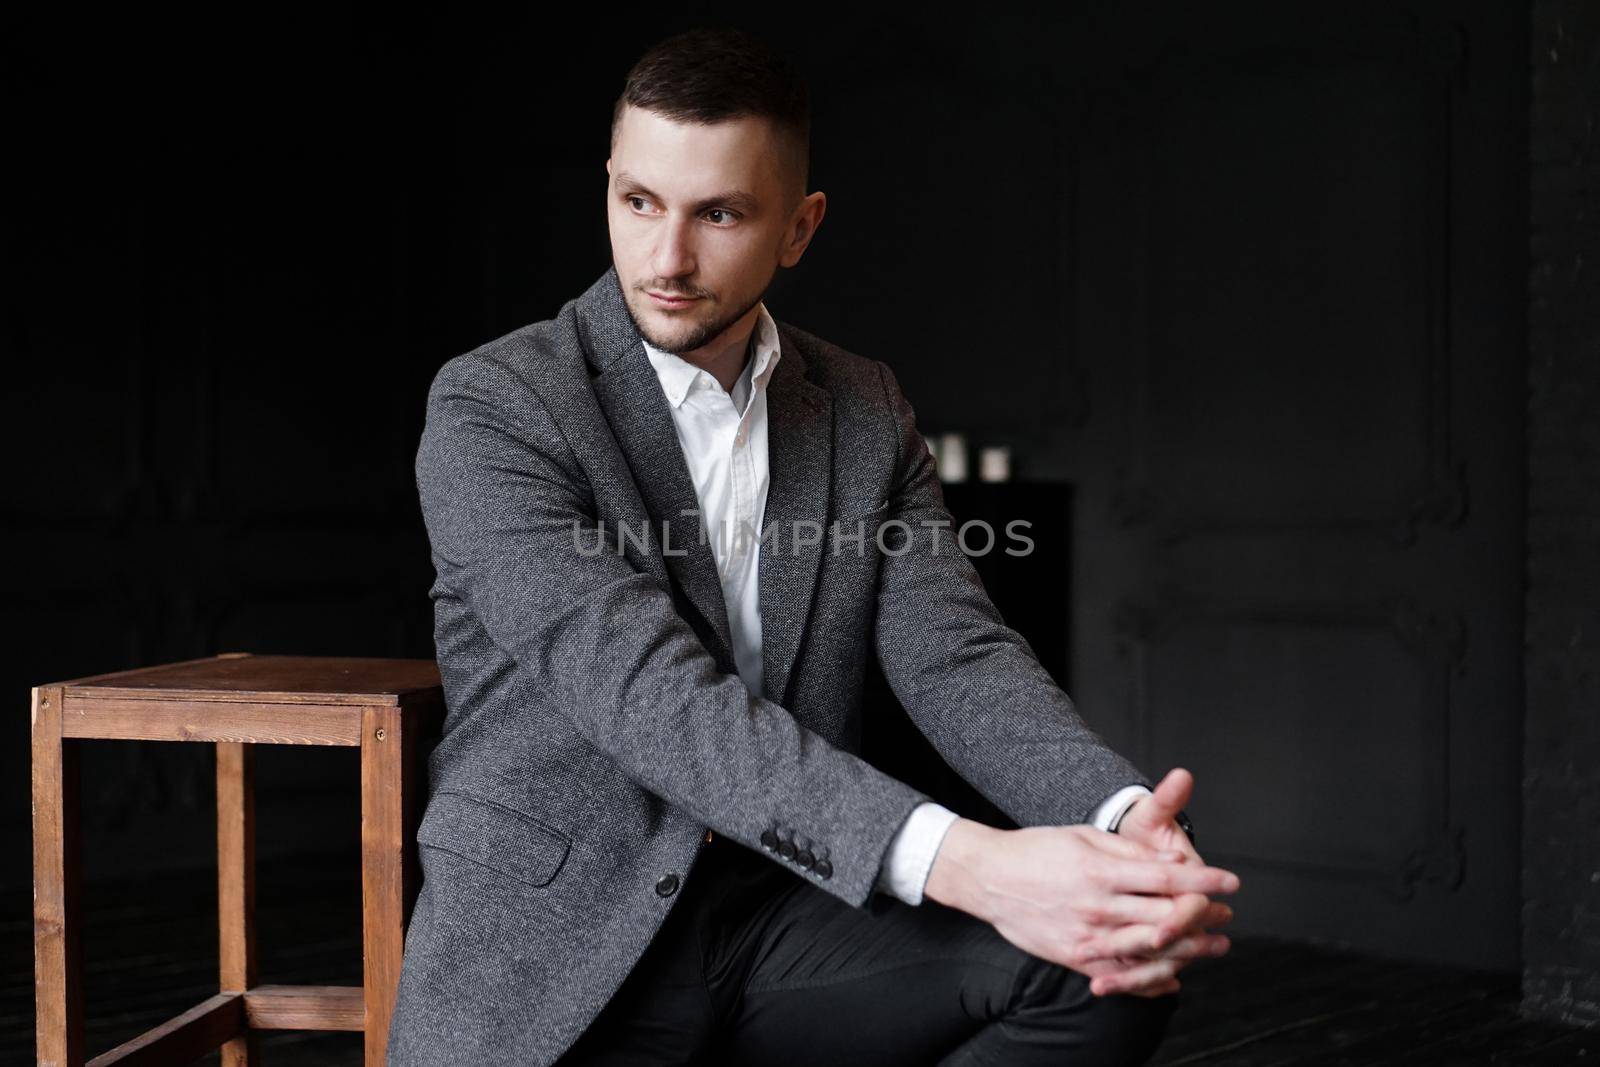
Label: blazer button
xmin=796 ymin=849 xmax=815 ymax=870
xmin=813 ymin=859 xmax=832 ymax=879
xmin=655 ymin=873 xmax=680 ymax=897
xmin=777 ymin=840 xmax=796 ymax=861
xmin=760 ymin=829 xmax=779 ymax=850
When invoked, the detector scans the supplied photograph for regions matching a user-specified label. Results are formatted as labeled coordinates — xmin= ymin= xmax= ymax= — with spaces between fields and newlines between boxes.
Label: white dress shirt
xmin=643 ymin=303 xmax=1152 ymax=906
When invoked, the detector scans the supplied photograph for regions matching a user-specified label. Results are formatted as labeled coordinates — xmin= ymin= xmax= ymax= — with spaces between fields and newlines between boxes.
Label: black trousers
xmin=555 ymin=833 xmax=1181 ymax=1065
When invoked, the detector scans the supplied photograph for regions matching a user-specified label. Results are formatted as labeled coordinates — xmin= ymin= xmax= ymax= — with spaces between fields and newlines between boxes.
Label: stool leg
xmin=217 ymin=741 xmax=260 ymax=1065
xmin=32 ymin=684 xmax=83 ymax=1067
xmin=360 ymin=705 xmax=417 ymax=1065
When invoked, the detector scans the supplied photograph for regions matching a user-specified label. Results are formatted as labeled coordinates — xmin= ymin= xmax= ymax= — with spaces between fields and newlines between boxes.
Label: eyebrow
xmin=614 ymin=171 xmax=761 ymax=214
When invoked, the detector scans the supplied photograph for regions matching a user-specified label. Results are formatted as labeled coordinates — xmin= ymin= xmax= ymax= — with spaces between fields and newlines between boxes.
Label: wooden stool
xmin=31 ymin=652 xmax=446 ymax=1066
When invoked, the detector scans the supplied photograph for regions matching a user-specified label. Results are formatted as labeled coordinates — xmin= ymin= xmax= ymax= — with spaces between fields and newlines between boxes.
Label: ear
xmin=780 ymin=190 xmax=827 ymax=269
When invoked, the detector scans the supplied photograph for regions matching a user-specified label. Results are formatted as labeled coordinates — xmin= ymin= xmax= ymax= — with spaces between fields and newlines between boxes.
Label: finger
xmin=1088 ymin=892 xmax=1185 ymax=927
xmin=1129 ymin=976 xmax=1182 ymax=998
xmin=1090 ymin=956 xmax=1182 ymax=997
xmin=1088 ymin=887 xmax=1222 ymax=930
xmin=1147 ymin=895 xmax=1236 ymax=947
xmin=1095 ymin=838 xmax=1188 ymax=866
xmin=1087 ymin=925 xmax=1230 ymax=963
xmin=1152 ymin=892 xmax=1210 ymax=947
xmin=1183 ymin=899 xmax=1235 ymax=931
xmin=1081 ymin=830 xmax=1171 ymax=861
xmin=1087 ymin=966 xmax=1181 ymax=999
xmin=1102 ymin=856 xmax=1240 ymax=896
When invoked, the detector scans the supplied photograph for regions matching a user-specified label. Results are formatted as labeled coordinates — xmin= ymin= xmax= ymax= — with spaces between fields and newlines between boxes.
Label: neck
xmin=676 ymin=310 xmax=760 ymax=395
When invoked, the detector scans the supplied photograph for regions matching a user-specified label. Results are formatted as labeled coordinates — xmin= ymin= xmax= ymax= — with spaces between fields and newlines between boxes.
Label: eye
xmin=625 ymin=195 xmax=651 ymax=212
xmin=705 ymin=208 xmax=737 ymax=225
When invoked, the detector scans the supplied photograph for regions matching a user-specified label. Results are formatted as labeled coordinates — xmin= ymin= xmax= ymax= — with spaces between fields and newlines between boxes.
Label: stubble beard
xmin=622 ymin=279 xmax=769 ymax=357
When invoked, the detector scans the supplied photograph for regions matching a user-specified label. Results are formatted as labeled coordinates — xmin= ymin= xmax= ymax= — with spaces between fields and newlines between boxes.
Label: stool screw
xmin=375 ymin=727 xmax=387 ymax=741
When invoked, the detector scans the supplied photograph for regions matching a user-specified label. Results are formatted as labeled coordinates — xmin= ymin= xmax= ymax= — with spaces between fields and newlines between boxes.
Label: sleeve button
xmin=777 ymin=840 xmax=796 ymax=861
xmin=760 ymin=829 xmax=779 ymax=850
xmin=796 ymin=849 xmax=815 ymax=870
xmin=813 ymin=859 xmax=832 ymax=879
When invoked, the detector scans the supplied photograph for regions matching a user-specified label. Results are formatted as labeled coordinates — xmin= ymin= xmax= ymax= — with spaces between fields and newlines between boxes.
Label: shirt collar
xmin=642 ymin=301 xmax=782 ymax=411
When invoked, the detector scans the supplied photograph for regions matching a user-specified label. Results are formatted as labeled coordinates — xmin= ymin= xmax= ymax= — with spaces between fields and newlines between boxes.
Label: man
xmin=392 ymin=25 xmax=1240 ymax=1067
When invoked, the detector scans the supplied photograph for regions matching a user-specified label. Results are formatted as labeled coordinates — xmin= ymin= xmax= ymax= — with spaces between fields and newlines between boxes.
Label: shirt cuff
xmin=1092 ymin=785 xmax=1154 ymax=833
xmin=875 ymin=801 xmax=961 ymax=906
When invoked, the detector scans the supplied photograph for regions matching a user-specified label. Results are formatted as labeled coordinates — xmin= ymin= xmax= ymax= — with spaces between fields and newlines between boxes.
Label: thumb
xmin=1134 ymin=767 xmax=1194 ymax=824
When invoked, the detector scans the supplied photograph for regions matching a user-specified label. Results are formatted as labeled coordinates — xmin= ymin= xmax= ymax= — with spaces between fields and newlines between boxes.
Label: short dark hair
xmin=610 ymin=27 xmax=811 ymax=206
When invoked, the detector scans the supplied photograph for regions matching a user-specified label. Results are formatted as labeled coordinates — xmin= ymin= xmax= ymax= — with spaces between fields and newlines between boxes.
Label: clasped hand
xmin=925 ymin=768 xmax=1239 ymax=998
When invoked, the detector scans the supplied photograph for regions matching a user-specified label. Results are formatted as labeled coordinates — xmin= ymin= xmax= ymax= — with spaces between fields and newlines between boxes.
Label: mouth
xmin=647 ymin=291 xmax=702 ymax=310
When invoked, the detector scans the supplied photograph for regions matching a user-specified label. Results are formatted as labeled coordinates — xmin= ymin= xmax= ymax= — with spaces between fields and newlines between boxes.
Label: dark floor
xmin=2 ymin=864 xmax=1595 ymax=1065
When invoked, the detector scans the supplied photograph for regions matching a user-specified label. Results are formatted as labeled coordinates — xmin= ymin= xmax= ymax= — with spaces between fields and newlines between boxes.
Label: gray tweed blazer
xmin=388 ymin=264 xmax=1153 ymax=1065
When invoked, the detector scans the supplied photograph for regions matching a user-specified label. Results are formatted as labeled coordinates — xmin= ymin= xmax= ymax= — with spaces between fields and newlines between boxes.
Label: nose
xmin=651 ymin=216 xmax=697 ymax=282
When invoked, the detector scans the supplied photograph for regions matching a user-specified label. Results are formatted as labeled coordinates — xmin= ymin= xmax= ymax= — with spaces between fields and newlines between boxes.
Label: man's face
xmin=606 ymin=104 xmax=818 ymax=356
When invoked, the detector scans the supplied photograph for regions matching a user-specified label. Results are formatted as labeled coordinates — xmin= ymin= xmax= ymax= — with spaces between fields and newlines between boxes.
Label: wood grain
xmin=217 ymin=741 xmax=258 ymax=1066
xmin=360 ymin=703 xmax=420 ymax=1065
xmin=243 ymin=985 xmax=365 ymax=1031
xmin=33 ymin=684 xmax=82 ymax=1067
xmin=84 ymin=994 xmax=244 ymax=1066
xmin=30 ymin=653 xmax=445 ymax=1065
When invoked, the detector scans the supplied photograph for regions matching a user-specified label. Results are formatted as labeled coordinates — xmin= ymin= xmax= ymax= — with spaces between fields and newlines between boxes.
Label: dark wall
xmin=5 ymin=1 xmax=1540 ymax=976
xmin=940 ymin=3 xmax=1531 ymax=973
xmin=1524 ymin=0 xmax=1600 ymax=1028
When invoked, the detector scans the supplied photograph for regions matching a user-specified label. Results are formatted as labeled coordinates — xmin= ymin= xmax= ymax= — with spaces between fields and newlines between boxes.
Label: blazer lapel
xmin=572 ymin=266 xmax=835 ymax=708
xmin=759 ymin=324 xmax=833 ymax=708
xmin=577 ymin=267 xmax=735 ymax=669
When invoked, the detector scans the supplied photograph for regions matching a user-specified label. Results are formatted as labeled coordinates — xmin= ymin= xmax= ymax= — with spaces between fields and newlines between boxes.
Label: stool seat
xmin=32 ymin=652 xmax=445 ymax=1066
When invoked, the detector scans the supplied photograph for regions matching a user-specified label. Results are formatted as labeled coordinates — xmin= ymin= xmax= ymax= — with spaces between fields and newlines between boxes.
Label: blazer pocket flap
xmin=416 ymin=790 xmax=571 ymax=888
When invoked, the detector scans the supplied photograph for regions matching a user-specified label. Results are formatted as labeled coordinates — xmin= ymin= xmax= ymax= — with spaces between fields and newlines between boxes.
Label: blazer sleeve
xmin=415 ymin=351 xmax=931 ymax=910
xmin=870 ymin=360 xmax=1154 ymax=828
